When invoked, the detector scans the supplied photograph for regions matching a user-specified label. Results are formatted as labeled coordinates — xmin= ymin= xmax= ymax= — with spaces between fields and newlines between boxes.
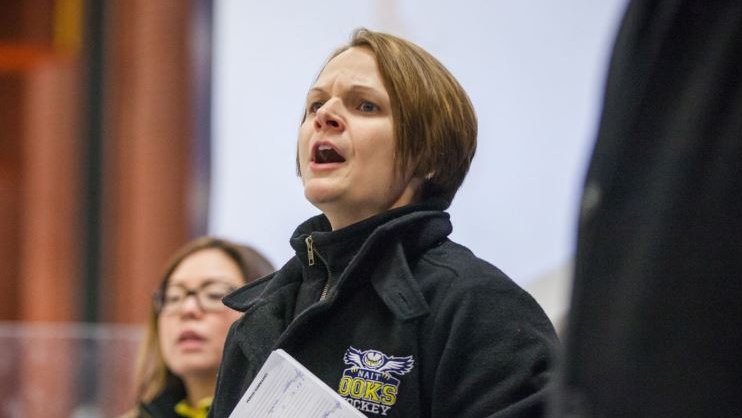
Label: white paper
xmin=228 ymin=349 xmax=366 ymax=418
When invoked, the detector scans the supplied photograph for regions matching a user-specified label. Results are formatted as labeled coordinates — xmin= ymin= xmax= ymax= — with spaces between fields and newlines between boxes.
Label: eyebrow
xmin=307 ymin=84 xmax=387 ymax=100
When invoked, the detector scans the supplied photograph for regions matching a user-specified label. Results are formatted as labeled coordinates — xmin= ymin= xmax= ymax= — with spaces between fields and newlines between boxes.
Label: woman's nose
xmin=314 ymin=100 xmax=344 ymax=131
xmin=179 ymin=294 xmax=203 ymax=316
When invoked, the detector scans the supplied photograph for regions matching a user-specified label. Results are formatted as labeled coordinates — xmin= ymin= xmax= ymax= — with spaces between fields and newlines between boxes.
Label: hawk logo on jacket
xmin=337 ymin=346 xmax=414 ymax=416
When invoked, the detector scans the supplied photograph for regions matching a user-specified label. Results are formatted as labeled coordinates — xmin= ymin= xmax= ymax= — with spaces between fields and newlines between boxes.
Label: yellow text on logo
xmin=338 ymin=376 xmax=397 ymax=406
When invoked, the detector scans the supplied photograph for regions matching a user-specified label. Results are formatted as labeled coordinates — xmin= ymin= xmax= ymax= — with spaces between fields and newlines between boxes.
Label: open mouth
xmin=178 ymin=330 xmax=206 ymax=344
xmin=314 ymin=144 xmax=346 ymax=164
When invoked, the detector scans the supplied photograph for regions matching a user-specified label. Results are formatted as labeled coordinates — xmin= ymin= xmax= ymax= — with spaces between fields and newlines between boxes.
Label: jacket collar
xmin=223 ymin=199 xmax=452 ymax=320
xmin=222 ymin=259 xmax=299 ymax=312
xmin=369 ymin=240 xmax=430 ymax=320
xmin=141 ymin=382 xmax=187 ymax=418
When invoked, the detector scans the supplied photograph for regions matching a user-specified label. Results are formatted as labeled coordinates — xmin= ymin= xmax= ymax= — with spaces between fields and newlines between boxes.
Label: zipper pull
xmin=305 ymin=235 xmax=315 ymax=266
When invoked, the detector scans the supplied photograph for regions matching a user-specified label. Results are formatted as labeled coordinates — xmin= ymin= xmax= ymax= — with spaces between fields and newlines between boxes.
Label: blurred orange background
xmin=0 ymin=0 xmax=213 ymax=416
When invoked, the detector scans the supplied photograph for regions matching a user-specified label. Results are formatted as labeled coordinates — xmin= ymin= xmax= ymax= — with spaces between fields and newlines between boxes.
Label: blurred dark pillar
xmin=0 ymin=73 xmax=22 ymax=321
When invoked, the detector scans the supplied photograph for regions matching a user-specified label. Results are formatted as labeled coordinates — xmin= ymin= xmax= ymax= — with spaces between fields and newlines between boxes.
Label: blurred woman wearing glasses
xmin=118 ymin=237 xmax=274 ymax=418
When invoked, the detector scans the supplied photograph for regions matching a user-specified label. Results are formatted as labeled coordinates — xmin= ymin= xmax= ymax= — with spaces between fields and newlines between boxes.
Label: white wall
xmin=209 ymin=0 xmax=627 ymax=301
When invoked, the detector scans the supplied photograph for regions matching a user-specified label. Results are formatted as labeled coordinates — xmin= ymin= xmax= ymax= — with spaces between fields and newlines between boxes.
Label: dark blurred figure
xmin=553 ymin=1 xmax=742 ymax=417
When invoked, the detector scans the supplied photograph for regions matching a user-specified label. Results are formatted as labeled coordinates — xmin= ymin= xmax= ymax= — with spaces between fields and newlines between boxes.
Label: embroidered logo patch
xmin=337 ymin=346 xmax=414 ymax=416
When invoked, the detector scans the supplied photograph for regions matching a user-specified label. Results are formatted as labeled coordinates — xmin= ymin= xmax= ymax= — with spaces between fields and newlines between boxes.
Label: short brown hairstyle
xmin=300 ymin=28 xmax=478 ymax=205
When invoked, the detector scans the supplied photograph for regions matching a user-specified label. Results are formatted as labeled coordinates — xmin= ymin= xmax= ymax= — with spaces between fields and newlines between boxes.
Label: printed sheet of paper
xmin=228 ymin=349 xmax=366 ymax=418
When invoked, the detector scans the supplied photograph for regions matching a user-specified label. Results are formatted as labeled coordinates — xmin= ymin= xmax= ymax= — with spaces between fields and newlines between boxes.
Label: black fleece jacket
xmin=210 ymin=200 xmax=558 ymax=418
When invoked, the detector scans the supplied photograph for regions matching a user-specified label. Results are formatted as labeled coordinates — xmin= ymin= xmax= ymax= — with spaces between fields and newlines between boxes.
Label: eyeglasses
xmin=153 ymin=281 xmax=238 ymax=315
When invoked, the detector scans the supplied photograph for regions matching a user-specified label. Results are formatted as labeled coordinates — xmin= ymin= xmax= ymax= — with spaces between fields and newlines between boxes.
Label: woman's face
xmin=158 ymin=248 xmax=244 ymax=381
xmin=298 ymin=47 xmax=422 ymax=230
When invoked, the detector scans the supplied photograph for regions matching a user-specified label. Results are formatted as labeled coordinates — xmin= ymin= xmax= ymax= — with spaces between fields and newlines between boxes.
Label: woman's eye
xmin=308 ymin=101 xmax=324 ymax=113
xmin=205 ymin=292 xmax=226 ymax=301
xmin=163 ymin=293 xmax=183 ymax=304
xmin=359 ymin=101 xmax=378 ymax=113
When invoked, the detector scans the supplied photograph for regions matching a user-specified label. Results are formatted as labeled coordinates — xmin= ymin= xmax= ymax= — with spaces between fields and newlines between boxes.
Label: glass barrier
xmin=0 ymin=321 xmax=142 ymax=418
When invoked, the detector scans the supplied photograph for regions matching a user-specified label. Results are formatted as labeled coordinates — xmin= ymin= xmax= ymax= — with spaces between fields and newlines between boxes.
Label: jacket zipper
xmin=305 ymin=235 xmax=315 ymax=266
xmin=305 ymin=235 xmax=332 ymax=301
xmin=319 ymin=275 xmax=332 ymax=301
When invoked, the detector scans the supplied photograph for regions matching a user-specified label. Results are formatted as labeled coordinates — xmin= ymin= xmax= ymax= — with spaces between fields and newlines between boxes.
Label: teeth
xmin=314 ymin=143 xmax=345 ymax=164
